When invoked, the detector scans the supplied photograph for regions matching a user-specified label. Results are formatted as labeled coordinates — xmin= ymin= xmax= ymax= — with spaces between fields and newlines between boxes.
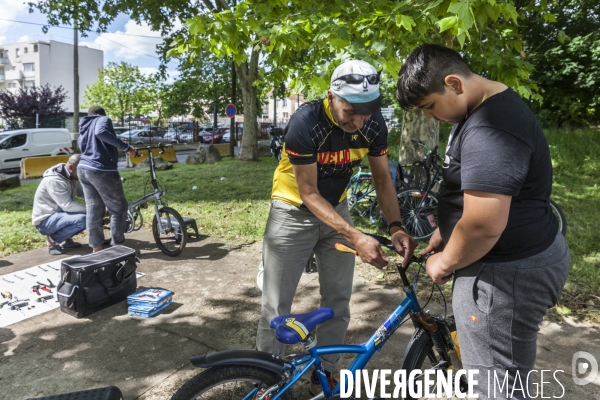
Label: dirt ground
xmin=1 ymin=228 xmax=599 ymax=399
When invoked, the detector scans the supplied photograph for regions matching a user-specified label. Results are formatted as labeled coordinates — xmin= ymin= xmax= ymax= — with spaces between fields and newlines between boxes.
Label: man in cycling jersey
xmin=256 ymin=59 xmax=417 ymax=395
xmin=396 ymin=44 xmax=570 ymax=399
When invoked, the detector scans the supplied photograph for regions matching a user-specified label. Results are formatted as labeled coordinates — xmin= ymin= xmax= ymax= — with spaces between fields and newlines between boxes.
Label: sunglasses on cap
xmin=335 ymin=72 xmax=380 ymax=85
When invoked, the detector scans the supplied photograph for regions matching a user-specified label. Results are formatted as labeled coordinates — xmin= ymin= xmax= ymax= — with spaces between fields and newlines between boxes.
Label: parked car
xmin=118 ymin=130 xmax=166 ymax=145
xmin=139 ymin=126 xmax=167 ymax=136
xmin=178 ymin=132 xmax=194 ymax=143
xmin=113 ymin=127 xmax=132 ymax=135
xmin=222 ymin=130 xmax=231 ymax=143
xmin=0 ymin=128 xmax=74 ymax=171
xmin=202 ymin=128 xmax=228 ymax=144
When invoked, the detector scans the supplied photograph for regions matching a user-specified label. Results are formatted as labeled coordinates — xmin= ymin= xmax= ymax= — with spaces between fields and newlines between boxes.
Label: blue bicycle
xmin=346 ymin=164 xmax=377 ymax=219
xmin=171 ymin=235 xmax=464 ymax=400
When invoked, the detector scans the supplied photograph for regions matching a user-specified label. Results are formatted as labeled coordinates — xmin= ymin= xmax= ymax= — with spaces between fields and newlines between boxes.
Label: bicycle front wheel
xmin=170 ymin=365 xmax=294 ymax=400
xmin=397 ymin=188 xmax=439 ymax=241
xmin=400 ymin=328 xmax=463 ymax=400
xmin=152 ymin=206 xmax=187 ymax=256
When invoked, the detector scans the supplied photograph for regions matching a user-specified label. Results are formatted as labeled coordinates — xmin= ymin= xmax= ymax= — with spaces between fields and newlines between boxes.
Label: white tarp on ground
xmin=0 ymin=259 xmax=145 ymax=327
xmin=0 ymin=259 xmax=64 ymax=327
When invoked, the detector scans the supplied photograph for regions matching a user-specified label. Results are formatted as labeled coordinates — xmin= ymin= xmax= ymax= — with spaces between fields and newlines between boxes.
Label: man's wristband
xmin=388 ymin=221 xmax=405 ymax=236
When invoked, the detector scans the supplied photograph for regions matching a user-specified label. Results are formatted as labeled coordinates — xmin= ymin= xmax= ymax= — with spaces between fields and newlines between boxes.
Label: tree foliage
xmin=518 ymin=0 xmax=600 ymax=127
xmin=161 ymin=53 xmax=243 ymax=124
xmin=0 ymin=84 xmax=67 ymax=129
xmin=83 ymin=62 xmax=149 ymax=125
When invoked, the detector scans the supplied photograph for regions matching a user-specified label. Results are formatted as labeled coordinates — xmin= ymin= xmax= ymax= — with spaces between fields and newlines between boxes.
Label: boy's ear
xmin=444 ymin=75 xmax=464 ymax=94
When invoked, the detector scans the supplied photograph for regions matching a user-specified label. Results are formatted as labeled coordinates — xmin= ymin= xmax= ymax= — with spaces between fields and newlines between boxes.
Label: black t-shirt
xmin=438 ymin=88 xmax=558 ymax=262
xmin=271 ymin=99 xmax=388 ymax=207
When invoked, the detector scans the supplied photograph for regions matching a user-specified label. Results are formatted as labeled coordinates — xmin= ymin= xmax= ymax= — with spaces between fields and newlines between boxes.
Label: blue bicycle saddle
xmin=270 ymin=308 xmax=334 ymax=344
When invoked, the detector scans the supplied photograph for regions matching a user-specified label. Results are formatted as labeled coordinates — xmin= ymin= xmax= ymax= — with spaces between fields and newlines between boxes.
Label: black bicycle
xmin=104 ymin=145 xmax=187 ymax=256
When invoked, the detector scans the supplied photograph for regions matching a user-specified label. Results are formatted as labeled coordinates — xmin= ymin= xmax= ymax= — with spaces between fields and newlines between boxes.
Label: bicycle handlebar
xmin=133 ymin=144 xmax=173 ymax=157
xmin=334 ymin=234 xmax=428 ymax=264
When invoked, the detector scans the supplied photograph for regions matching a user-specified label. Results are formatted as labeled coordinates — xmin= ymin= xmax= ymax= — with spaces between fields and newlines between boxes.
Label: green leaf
xmin=556 ymin=306 xmax=571 ymax=316
xmin=436 ymin=16 xmax=457 ymax=33
xmin=557 ymin=30 xmax=569 ymax=44
xmin=395 ymin=14 xmax=415 ymax=32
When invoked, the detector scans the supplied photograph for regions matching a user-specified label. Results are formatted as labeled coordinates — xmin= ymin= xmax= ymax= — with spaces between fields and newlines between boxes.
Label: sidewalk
xmin=1 ymin=228 xmax=599 ymax=399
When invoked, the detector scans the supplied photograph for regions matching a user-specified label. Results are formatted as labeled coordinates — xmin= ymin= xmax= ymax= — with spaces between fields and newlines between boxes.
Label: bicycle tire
xmin=400 ymin=327 xmax=461 ymax=400
xmin=170 ymin=365 xmax=293 ymax=400
xmin=397 ymin=188 xmax=439 ymax=241
xmin=152 ymin=206 xmax=187 ymax=256
xmin=550 ymin=199 xmax=567 ymax=236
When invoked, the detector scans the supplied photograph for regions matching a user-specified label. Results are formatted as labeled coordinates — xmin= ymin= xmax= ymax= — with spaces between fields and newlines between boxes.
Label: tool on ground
xmin=27 ymin=305 xmax=36 ymax=310
xmin=38 ymin=265 xmax=48 ymax=272
xmin=36 ymin=295 xmax=54 ymax=302
xmin=39 ymin=285 xmax=52 ymax=293
xmin=32 ymin=286 xmax=41 ymax=296
xmin=13 ymin=274 xmax=24 ymax=280
xmin=2 ymin=277 xmax=14 ymax=284
xmin=10 ymin=301 xmax=28 ymax=309
xmin=25 ymin=271 xmax=37 ymax=277
xmin=1 ymin=291 xmax=12 ymax=299
xmin=39 ymin=279 xmax=55 ymax=289
xmin=47 ymin=278 xmax=55 ymax=288
xmin=0 ymin=300 xmax=10 ymax=308
xmin=46 ymin=264 xmax=59 ymax=271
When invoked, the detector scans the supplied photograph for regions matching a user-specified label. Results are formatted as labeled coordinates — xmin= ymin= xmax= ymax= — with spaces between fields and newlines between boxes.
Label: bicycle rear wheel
xmin=152 ymin=206 xmax=187 ymax=256
xmin=397 ymin=188 xmax=439 ymax=241
xmin=170 ymin=365 xmax=293 ymax=400
xmin=550 ymin=199 xmax=567 ymax=236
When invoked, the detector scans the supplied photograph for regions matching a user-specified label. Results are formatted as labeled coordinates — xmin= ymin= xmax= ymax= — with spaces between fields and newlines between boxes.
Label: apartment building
xmin=265 ymin=91 xmax=306 ymax=125
xmin=0 ymin=40 xmax=103 ymax=120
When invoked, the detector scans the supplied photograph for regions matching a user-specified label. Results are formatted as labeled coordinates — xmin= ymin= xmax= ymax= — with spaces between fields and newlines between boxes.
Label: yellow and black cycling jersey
xmin=271 ymin=98 xmax=388 ymax=207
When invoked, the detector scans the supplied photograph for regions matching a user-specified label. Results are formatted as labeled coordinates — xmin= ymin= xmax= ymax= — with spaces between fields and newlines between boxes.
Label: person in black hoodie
xmin=77 ymin=106 xmax=136 ymax=252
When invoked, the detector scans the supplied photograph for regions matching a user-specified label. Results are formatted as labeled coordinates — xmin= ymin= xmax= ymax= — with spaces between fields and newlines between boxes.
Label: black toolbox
xmin=57 ymin=246 xmax=137 ymax=318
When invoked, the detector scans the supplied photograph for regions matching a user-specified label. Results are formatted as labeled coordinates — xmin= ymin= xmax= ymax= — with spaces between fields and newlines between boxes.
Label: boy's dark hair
xmin=396 ymin=44 xmax=472 ymax=110
xmin=88 ymin=106 xmax=106 ymax=116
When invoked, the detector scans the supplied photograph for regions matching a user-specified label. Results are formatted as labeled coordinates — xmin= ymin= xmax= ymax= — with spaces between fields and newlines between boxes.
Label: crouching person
xmin=32 ymin=154 xmax=86 ymax=255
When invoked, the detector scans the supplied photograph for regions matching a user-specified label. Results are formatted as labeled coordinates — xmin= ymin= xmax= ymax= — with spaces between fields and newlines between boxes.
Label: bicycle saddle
xmin=270 ymin=308 xmax=334 ymax=344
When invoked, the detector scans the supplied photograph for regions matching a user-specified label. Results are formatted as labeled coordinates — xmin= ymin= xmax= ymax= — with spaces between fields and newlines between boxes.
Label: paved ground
xmin=1 ymin=228 xmax=599 ymax=399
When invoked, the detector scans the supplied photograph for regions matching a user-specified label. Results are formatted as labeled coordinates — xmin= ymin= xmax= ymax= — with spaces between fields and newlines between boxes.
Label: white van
xmin=0 ymin=128 xmax=74 ymax=171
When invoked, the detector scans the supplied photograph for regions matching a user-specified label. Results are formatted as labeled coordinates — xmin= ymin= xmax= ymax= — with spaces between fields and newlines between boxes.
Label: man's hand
xmin=353 ymin=233 xmax=389 ymax=269
xmin=390 ymin=230 xmax=417 ymax=268
xmin=419 ymin=228 xmax=445 ymax=256
xmin=126 ymin=147 xmax=136 ymax=157
xmin=425 ymin=252 xmax=453 ymax=284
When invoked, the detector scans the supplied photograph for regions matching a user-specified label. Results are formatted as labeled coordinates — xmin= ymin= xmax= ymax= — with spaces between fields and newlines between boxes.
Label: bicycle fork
xmin=410 ymin=311 xmax=453 ymax=368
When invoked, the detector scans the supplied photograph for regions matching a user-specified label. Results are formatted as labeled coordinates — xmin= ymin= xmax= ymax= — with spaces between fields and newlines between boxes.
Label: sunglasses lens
xmin=344 ymin=75 xmax=364 ymax=84
xmin=338 ymin=74 xmax=380 ymax=84
xmin=366 ymin=75 xmax=380 ymax=84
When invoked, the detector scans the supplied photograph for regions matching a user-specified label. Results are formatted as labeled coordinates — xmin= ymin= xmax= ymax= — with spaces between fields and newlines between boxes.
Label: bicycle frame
xmin=127 ymin=146 xmax=174 ymax=236
xmin=273 ymin=293 xmax=422 ymax=399
xmin=255 ymin=252 xmax=426 ymax=400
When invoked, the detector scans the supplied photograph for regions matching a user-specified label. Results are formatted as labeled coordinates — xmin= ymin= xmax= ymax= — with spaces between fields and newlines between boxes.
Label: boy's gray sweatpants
xmin=453 ymin=232 xmax=570 ymax=400
xmin=256 ymin=200 xmax=355 ymax=372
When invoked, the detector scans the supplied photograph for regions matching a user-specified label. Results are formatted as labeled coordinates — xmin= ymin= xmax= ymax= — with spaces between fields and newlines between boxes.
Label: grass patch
xmin=0 ymin=157 xmax=278 ymax=256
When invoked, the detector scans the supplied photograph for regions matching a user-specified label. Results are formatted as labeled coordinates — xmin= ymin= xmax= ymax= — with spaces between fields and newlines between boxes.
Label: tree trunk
xmin=229 ymin=60 xmax=236 ymax=158
xmin=235 ymin=49 xmax=259 ymax=161
xmin=398 ymin=108 xmax=439 ymax=165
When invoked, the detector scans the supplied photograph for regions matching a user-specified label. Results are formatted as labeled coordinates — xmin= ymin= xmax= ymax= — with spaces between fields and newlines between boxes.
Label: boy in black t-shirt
xmin=396 ymin=44 xmax=570 ymax=399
